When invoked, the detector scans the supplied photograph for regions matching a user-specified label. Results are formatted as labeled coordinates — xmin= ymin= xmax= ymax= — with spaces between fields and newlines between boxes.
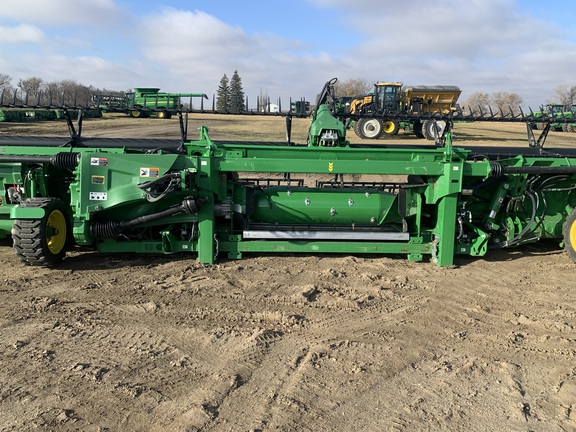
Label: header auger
xmin=2 ymin=78 xmax=576 ymax=267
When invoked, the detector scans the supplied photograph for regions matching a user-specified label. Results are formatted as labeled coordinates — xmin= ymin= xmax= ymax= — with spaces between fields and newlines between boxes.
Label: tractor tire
xmin=536 ymin=122 xmax=545 ymax=130
xmin=12 ymin=198 xmax=71 ymax=267
xmin=563 ymin=208 xmax=576 ymax=262
xmin=413 ymin=121 xmax=425 ymax=139
xmin=129 ymin=105 xmax=145 ymax=118
xmin=422 ymin=119 xmax=447 ymax=140
xmin=157 ymin=110 xmax=172 ymax=119
xmin=562 ymin=123 xmax=574 ymax=132
xmin=354 ymin=118 xmax=384 ymax=139
xmin=382 ymin=120 xmax=400 ymax=136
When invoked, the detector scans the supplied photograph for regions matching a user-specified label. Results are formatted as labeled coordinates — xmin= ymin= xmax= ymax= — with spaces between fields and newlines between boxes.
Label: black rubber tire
xmin=12 ymin=198 xmax=71 ymax=267
xmin=129 ymin=105 xmax=145 ymax=118
xmin=422 ymin=119 xmax=436 ymax=140
xmin=413 ymin=121 xmax=425 ymax=139
xmin=422 ymin=120 xmax=448 ymax=141
xmin=156 ymin=109 xmax=172 ymax=119
xmin=382 ymin=120 xmax=400 ymax=136
xmin=354 ymin=118 xmax=384 ymax=139
xmin=562 ymin=123 xmax=574 ymax=133
xmin=563 ymin=208 xmax=576 ymax=262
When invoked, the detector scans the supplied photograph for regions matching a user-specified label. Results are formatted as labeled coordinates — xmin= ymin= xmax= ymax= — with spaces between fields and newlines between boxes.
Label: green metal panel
xmin=252 ymin=188 xmax=399 ymax=225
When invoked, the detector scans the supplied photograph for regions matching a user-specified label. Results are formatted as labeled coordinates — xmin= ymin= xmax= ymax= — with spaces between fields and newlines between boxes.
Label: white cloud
xmin=0 ymin=0 xmax=122 ymax=26
xmin=134 ymin=8 xmax=341 ymax=100
xmin=0 ymin=24 xmax=44 ymax=43
xmin=0 ymin=0 xmax=575 ymax=109
xmin=306 ymin=0 xmax=575 ymax=107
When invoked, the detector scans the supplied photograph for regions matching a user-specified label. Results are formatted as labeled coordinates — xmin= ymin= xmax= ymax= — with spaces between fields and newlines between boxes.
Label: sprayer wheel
xmin=355 ymin=118 xmax=384 ymax=139
xmin=423 ymin=119 xmax=447 ymax=141
xmin=563 ymin=209 xmax=576 ymax=262
xmin=413 ymin=120 xmax=425 ymax=138
xmin=12 ymin=198 xmax=71 ymax=267
xmin=382 ymin=120 xmax=400 ymax=135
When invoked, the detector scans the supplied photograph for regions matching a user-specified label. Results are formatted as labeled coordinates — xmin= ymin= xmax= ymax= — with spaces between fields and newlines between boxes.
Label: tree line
xmin=0 ymin=73 xmax=122 ymax=106
xmin=0 ymin=70 xmax=248 ymax=111
xmin=463 ymin=85 xmax=576 ymax=115
xmin=2 ymin=71 xmax=575 ymax=113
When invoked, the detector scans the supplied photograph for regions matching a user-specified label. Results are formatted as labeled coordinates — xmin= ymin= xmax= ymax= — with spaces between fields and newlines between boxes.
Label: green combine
xmin=94 ymin=87 xmax=207 ymax=119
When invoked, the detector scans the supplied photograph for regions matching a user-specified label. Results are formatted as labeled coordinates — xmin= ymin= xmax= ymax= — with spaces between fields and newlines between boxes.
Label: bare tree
xmin=552 ymin=84 xmax=576 ymax=107
xmin=334 ymin=78 xmax=371 ymax=97
xmin=17 ymin=76 xmax=43 ymax=102
xmin=59 ymin=79 xmax=93 ymax=105
xmin=0 ymin=73 xmax=14 ymax=101
xmin=0 ymin=73 xmax=12 ymax=88
xmin=258 ymin=89 xmax=269 ymax=112
xmin=490 ymin=91 xmax=523 ymax=115
xmin=44 ymin=81 xmax=61 ymax=104
xmin=461 ymin=92 xmax=490 ymax=115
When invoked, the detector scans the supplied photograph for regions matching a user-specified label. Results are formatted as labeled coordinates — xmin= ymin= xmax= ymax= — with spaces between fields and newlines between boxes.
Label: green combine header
xmin=2 ymin=78 xmax=576 ymax=267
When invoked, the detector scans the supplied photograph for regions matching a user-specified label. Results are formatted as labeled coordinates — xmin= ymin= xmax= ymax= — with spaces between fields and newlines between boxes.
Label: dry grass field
xmin=1 ymin=114 xmax=576 ymax=431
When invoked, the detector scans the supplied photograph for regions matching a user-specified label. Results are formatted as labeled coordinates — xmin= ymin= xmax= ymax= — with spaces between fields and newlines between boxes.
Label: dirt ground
xmin=1 ymin=115 xmax=576 ymax=431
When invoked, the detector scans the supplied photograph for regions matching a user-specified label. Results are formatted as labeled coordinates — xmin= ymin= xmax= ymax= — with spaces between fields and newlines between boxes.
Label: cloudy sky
xmin=1 ymin=0 xmax=575 ymax=108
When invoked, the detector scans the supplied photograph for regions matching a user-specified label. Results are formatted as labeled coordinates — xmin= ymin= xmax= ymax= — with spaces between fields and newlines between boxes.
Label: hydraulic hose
xmin=490 ymin=161 xmax=576 ymax=176
xmin=0 ymin=152 xmax=80 ymax=170
xmin=90 ymin=197 xmax=206 ymax=238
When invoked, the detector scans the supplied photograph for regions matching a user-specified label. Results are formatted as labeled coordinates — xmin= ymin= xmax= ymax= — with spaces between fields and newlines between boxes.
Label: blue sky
xmin=1 ymin=0 xmax=575 ymax=108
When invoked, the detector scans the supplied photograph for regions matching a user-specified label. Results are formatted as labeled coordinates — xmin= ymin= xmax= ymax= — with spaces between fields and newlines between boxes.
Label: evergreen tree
xmin=216 ymin=74 xmax=229 ymax=112
xmin=229 ymin=70 xmax=245 ymax=113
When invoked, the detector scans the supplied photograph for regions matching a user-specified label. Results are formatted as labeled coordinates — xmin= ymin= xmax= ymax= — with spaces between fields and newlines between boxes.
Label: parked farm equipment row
xmin=530 ymin=104 xmax=576 ymax=132
xmin=2 ymin=78 xmax=576 ymax=267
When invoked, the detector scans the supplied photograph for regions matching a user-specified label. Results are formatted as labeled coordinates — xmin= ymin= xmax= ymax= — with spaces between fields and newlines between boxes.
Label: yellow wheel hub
xmin=384 ymin=122 xmax=395 ymax=133
xmin=570 ymin=219 xmax=576 ymax=251
xmin=46 ymin=209 xmax=67 ymax=254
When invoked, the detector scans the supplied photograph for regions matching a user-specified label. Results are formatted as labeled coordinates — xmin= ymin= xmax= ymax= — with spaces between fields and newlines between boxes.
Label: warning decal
xmin=90 ymin=157 xmax=109 ymax=167
xmin=140 ymin=167 xmax=160 ymax=178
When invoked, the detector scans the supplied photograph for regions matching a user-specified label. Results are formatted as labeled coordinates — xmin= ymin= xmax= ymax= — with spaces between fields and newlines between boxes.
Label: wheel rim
xmin=427 ymin=120 xmax=446 ymax=137
xmin=46 ymin=209 xmax=67 ymax=254
xmin=570 ymin=219 xmax=576 ymax=251
xmin=383 ymin=121 xmax=395 ymax=134
xmin=362 ymin=119 xmax=381 ymax=138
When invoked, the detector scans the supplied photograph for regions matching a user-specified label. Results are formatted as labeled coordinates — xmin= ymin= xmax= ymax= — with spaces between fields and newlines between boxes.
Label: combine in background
xmin=344 ymin=82 xmax=462 ymax=140
xmin=93 ymin=87 xmax=208 ymax=119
